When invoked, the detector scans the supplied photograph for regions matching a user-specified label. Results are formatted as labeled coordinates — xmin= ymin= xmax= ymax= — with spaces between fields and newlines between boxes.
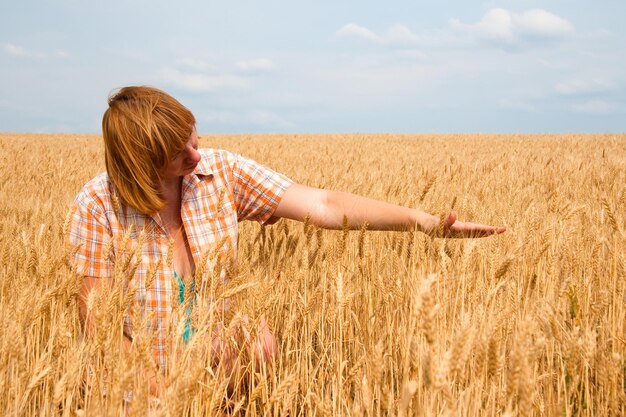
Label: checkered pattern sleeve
xmin=65 ymin=189 xmax=114 ymax=278
xmin=231 ymin=154 xmax=293 ymax=224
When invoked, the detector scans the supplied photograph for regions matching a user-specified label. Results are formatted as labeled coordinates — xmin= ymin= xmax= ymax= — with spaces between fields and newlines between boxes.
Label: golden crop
xmin=0 ymin=133 xmax=624 ymax=416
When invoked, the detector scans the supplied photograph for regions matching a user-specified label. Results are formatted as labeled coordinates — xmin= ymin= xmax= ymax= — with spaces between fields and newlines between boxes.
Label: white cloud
xmin=2 ymin=43 xmax=41 ymax=58
xmin=235 ymin=58 xmax=274 ymax=72
xmin=3 ymin=43 xmax=70 ymax=59
xmin=450 ymin=9 xmax=516 ymax=43
xmin=450 ymin=8 xmax=574 ymax=45
xmin=336 ymin=10 xmax=573 ymax=51
xmin=555 ymin=78 xmax=614 ymax=96
xmin=3 ymin=43 xmax=28 ymax=57
xmin=157 ymin=57 xmax=276 ymax=95
xmin=516 ymin=9 xmax=575 ymax=39
xmin=157 ymin=68 xmax=248 ymax=93
xmin=335 ymin=23 xmax=425 ymax=46
xmin=571 ymin=100 xmax=622 ymax=114
xmin=335 ymin=23 xmax=381 ymax=43
xmin=384 ymin=24 xmax=420 ymax=45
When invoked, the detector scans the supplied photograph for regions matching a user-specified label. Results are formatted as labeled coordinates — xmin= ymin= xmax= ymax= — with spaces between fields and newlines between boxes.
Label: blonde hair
xmin=102 ymin=86 xmax=196 ymax=214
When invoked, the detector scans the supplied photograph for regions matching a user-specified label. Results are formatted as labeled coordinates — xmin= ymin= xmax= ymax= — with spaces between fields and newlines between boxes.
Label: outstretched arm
xmin=272 ymin=183 xmax=505 ymax=238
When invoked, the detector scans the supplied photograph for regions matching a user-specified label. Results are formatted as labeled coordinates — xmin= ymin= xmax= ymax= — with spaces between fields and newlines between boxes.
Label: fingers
xmin=432 ymin=211 xmax=506 ymax=238
xmin=447 ymin=219 xmax=507 ymax=238
xmin=466 ymin=224 xmax=506 ymax=238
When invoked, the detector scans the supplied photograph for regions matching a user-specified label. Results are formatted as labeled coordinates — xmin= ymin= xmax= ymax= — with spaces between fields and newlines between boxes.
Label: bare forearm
xmin=312 ymin=190 xmax=438 ymax=232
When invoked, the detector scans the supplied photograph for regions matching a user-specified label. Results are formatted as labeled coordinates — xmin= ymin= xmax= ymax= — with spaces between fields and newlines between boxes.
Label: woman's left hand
xmin=428 ymin=211 xmax=506 ymax=238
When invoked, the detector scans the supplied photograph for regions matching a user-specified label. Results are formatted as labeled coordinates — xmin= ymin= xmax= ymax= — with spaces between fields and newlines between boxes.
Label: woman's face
xmin=161 ymin=129 xmax=201 ymax=180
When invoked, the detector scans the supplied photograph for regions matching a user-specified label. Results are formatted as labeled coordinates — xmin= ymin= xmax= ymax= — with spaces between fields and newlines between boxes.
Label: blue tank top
xmin=174 ymin=271 xmax=194 ymax=343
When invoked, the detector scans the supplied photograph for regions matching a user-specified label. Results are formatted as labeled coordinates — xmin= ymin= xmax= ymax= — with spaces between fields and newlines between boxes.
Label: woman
xmin=66 ymin=86 xmax=505 ymax=397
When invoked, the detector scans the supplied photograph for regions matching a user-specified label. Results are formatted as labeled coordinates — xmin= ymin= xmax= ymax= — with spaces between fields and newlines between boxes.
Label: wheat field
xmin=0 ymin=132 xmax=624 ymax=416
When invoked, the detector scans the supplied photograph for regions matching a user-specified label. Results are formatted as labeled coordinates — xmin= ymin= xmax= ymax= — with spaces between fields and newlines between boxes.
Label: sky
xmin=1 ymin=0 xmax=625 ymax=134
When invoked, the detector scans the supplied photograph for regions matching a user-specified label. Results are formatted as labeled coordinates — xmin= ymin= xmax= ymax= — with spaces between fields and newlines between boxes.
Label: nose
xmin=186 ymin=146 xmax=201 ymax=164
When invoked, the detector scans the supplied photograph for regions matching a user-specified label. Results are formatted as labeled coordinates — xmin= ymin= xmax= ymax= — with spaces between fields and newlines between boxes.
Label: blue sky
xmin=1 ymin=0 xmax=625 ymax=133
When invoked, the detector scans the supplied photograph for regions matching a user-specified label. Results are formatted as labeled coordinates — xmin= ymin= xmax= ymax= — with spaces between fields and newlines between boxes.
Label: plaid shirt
xmin=66 ymin=149 xmax=293 ymax=368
